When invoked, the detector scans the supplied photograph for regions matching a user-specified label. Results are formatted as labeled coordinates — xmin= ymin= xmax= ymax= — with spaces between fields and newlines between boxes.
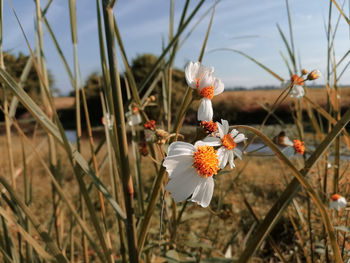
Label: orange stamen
xmin=331 ymin=194 xmax=341 ymax=201
xmin=201 ymin=121 xmax=217 ymax=133
xmin=195 ymin=77 xmax=214 ymax=99
xmin=199 ymin=86 xmax=214 ymax=100
xmin=293 ymin=139 xmax=305 ymax=155
xmin=193 ymin=145 xmax=219 ymax=178
xmin=221 ymin=134 xmax=236 ymax=150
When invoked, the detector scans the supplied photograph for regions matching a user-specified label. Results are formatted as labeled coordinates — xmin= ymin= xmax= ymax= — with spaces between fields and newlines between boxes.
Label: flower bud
xmin=301 ymin=69 xmax=308 ymax=75
xmin=307 ymin=69 xmax=321 ymax=80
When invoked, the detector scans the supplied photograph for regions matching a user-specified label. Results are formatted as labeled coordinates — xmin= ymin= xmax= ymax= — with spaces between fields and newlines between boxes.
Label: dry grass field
xmin=213 ymin=87 xmax=350 ymax=112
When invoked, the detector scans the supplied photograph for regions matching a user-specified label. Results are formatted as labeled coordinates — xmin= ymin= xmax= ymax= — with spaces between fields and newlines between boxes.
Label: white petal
xmin=198 ymin=71 xmax=214 ymax=91
xmin=201 ymin=136 xmax=222 ymax=147
xmin=163 ymin=155 xmax=193 ymax=179
xmin=330 ymin=201 xmax=341 ymax=211
xmin=165 ymin=169 xmax=201 ymax=202
xmin=167 ymin=141 xmax=194 ymax=157
xmin=220 ymin=119 xmax=229 ymax=135
xmin=338 ymin=197 xmax=347 ymax=208
xmin=185 ymin=61 xmax=199 ymax=88
xmin=283 ymin=136 xmax=294 ymax=147
xmin=230 ymin=129 xmax=239 ymax=138
xmin=233 ymin=148 xmax=242 ymax=160
xmin=198 ymin=98 xmax=213 ymax=122
xmin=213 ymin=77 xmax=224 ymax=95
xmin=290 ymin=85 xmax=305 ymax=99
xmin=234 ymin=134 xmax=246 ymax=143
xmin=217 ymin=147 xmax=228 ymax=169
xmin=199 ymin=65 xmax=214 ymax=76
xmin=228 ymin=150 xmax=235 ymax=168
xmin=189 ymin=177 xmax=214 ymax=208
xmin=217 ymin=122 xmax=225 ymax=138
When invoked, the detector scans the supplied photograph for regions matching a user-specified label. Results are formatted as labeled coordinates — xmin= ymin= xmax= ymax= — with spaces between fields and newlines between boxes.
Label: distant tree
xmin=0 ymin=52 xmax=54 ymax=104
xmin=83 ymin=72 xmax=103 ymax=99
xmin=80 ymin=53 xmax=188 ymax=123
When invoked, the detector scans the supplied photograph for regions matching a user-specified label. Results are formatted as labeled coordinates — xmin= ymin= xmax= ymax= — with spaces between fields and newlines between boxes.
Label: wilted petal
xmin=198 ymin=98 xmax=213 ymax=122
xmin=190 ymin=177 xmax=214 ymax=208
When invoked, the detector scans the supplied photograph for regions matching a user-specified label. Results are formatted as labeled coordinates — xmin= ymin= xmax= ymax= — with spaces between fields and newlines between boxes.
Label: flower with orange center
xmin=185 ymin=61 xmax=224 ymax=121
xmin=125 ymin=109 xmax=141 ymax=126
xmin=163 ymin=141 xmax=222 ymax=207
xmin=201 ymin=121 xmax=217 ymax=133
xmin=330 ymin=194 xmax=346 ymax=211
xmin=221 ymin=134 xmax=237 ymax=150
xmin=293 ymin=139 xmax=305 ymax=155
xmin=288 ymin=74 xmax=305 ymax=99
xmin=193 ymin=146 xmax=219 ymax=178
xmin=200 ymin=119 xmax=246 ymax=169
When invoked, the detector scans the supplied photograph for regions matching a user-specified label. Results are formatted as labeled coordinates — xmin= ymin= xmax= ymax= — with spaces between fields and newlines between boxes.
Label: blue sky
xmin=3 ymin=0 xmax=350 ymax=95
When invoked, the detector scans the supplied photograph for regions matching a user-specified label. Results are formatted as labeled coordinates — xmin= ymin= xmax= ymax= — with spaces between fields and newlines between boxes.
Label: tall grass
xmin=0 ymin=0 xmax=350 ymax=262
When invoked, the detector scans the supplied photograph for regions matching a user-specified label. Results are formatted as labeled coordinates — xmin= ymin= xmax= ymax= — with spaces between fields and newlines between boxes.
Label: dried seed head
xmin=155 ymin=129 xmax=168 ymax=138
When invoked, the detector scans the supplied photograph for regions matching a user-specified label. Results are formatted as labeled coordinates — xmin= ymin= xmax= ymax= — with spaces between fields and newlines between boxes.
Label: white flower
xmin=329 ymin=194 xmax=347 ymax=211
xmin=102 ymin=113 xmax=114 ymax=130
xmin=286 ymin=74 xmax=305 ymax=99
xmin=290 ymin=84 xmax=305 ymax=99
xmin=125 ymin=110 xmax=142 ymax=126
xmin=185 ymin=61 xmax=224 ymax=122
xmin=163 ymin=141 xmax=221 ymax=207
xmin=200 ymin=119 xmax=246 ymax=169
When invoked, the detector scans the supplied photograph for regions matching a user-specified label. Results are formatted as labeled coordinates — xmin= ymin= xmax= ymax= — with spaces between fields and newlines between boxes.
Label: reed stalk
xmin=101 ymin=2 xmax=138 ymax=262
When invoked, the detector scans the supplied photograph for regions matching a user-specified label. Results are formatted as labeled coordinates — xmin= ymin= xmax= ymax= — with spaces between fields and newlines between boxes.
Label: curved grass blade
xmin=331 ymin=0 xmax=350 ymax=25
xmin=276 ymin=23 xmax=296 ymax=73
xmin=0 ymin=176 xmax=68 ymax=262
xmin=0 ymin=207 xmax=55 ymax=261
xmin=11 ymin=119 xmax=106 ymax=262
xmin=235 ymin=107 xmax=350 ymax=262
xmin=0 ymin=68 xmax=127 ymax=222
xmin=137 ymin=0 xmax=206 ymax=98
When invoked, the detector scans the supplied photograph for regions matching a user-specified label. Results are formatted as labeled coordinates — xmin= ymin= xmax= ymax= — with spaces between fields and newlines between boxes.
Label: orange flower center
xmin=331 ymin=194 xmax=341 ymax=201
xmin=221 ymin=134 xmax=236 ymax=150
xmin=195 ymin=78 xmax=214 ymax=99
xmin=291 ymin=74 xmax=304 ymax=86
xmin=293 ymin=139 xmax=305 ymax=155
xmin=193 ymin=145 xmax=219 ymax=178
xmin=201 ymin=121 xmax=217 ymax=133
